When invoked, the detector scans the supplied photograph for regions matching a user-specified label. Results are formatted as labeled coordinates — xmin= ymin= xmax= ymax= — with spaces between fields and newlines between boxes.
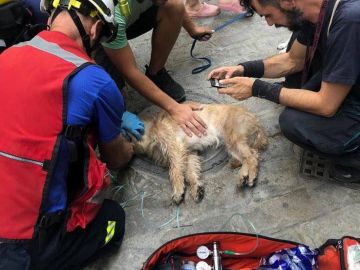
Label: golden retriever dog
xmin=133 ymin=104 xmax=267 ymax=205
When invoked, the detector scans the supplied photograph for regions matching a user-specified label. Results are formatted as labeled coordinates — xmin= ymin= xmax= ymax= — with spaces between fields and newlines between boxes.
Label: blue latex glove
xmin=121 ymin=111 xmax=144 ymax=141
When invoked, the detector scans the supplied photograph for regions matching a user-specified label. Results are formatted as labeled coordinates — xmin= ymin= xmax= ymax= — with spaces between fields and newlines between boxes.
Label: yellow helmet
xmin=40 ymin=0 xmax=118 ymax=42
xmin=0 ymin=0 xmax=11 ymax=5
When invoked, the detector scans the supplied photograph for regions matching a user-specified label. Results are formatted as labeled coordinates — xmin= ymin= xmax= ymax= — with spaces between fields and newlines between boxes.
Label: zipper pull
xmin=337 ymin=239 xmax=346 ymax=270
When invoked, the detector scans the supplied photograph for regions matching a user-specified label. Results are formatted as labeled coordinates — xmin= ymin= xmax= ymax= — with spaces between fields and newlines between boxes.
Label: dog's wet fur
xmin=133 ymin=104 xmax=267 ymax=205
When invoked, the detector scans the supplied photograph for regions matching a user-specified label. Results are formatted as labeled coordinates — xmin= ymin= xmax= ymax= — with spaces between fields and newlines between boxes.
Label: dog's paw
xmin=246 ymin=176 xmax=257 ymax=187
xmin=171 ymin=192 xmax=185 ymax=205
xmin=191 ymin=184 xmax=205 ymax=203
xmin=247 ymin=169 xmax=258 ymax=187
xmin=237 ymin=176 xmax=248 ymax=191
xmin=237 ymin=175 xmax=257 ymax=190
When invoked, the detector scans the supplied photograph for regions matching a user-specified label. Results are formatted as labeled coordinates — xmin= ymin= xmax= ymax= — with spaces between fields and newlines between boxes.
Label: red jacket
xmin=0 ymin=31 xmax=110 ymax=241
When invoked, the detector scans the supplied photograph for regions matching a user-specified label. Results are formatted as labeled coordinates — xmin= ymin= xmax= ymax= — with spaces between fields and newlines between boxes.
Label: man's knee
xmin=279 ymin=108 xmax=301 ymax=140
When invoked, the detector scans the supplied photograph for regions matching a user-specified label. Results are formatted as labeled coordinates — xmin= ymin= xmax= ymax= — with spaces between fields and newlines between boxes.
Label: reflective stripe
xmin=105 ymin=220 xmax=116 ymax=245
xmin=0 ymin=150 xmax=43 ymax=167
xmin=344 ymin=131 xmax=360 ymax=148
xmin=14 ymin=35 xmax=88 ymax=67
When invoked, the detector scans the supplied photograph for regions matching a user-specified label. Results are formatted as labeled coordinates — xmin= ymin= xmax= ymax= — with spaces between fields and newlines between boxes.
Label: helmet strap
xmin=68 ymin=9 xmax=92 ymax=56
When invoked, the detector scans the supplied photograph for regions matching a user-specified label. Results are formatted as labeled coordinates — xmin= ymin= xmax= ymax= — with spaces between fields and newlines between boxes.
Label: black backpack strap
xmin=63 ymin=125 xmax=87 ymax=140
xmin=62 ymin=125 xmax=88 ymax=162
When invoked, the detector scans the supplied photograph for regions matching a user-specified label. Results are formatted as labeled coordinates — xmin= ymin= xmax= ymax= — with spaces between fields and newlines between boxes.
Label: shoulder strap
xmin=327 ymin=0 xmax=342 ymax=37
xmin=62 ymin=125 xmax=88 ymax=162
xmin=63 ymin=125 xmax=88 ymax=140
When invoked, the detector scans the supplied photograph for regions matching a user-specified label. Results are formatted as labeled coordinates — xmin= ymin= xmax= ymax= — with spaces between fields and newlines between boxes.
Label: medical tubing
xmin=219 ymin=212 xmax=260 ymax=256
xmin=140 ymin=191 xmax=181 ymax=229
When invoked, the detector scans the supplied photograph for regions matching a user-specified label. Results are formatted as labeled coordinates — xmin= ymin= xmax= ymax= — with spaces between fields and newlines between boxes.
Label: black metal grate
xmin=299 ymin=150 xmax=331 ymax=179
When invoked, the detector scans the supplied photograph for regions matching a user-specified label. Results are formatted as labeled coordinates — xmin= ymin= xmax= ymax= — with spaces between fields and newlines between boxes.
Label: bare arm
xmin=104 ymin=45 xmax=177 ymax=110
xmin=103 ymin=46 xmax=207 ymax=137
xmin=263 ymin=40 xmax=307 ymax=78
xmin=99 ymin=134 xmax=134 ymax=170
xmin=182 ymin=11 xmax=196 ymax=33
xmin=279 ymin=81 xmax=352 ymax=117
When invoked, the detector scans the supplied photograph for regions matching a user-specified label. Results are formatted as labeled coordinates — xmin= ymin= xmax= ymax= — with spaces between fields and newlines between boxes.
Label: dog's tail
xmin=250 ymin=125 xmax=268 ymax=150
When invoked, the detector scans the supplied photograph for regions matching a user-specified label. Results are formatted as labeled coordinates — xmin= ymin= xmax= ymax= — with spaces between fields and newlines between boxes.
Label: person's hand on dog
xmin=169 ymin=103 xmax=207 ymax=138
xmin=121 ymin=111 xmax=145 ymax=141
xmin=188 ymin=26 xmax=214 ymax=41
xmin=217 ymin=77 xmax=255 ymax=100
xmin=208 ymin=65 xmax=244 ymax=80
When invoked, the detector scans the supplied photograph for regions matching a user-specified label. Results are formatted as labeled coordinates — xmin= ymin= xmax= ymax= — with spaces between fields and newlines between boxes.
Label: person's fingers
xmin=134 ymin=131 xmax=141 ymax=141
xmin=208 ymin=69 xmax=218 ymax=79
xmin=208 ymin=72 xmax=215 ymax=80
xmin=186 ymin=121 xmax=203 ymax=138
xmin=208 ymin=68 xmax=226 ymax=80
xmin=137 ymin=127 xmax=145 ymax=135
xmin=225 ymin=73 xmax=232 ymax=79
xmin=121 ymin=130 xmax=131 ymax=141
xmin=201 ymin=30 xmax=214 ymax=40
xmin=219 ymin=77 xmax=237 ymax=85
xmin=180 ymin=124 xmax=193 ymax=137
xmin=137 ymin=123 xmax=144 ymax=129
xmin=192 ymin=113 xmax=207 ymax=129
xmin=199 ymin=34 xmax=211 ymax=41
xmin=217 ymin=86 xmax=234 ymax=95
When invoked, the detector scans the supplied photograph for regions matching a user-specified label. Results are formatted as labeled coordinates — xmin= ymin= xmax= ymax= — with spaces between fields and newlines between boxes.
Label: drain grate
xmin=299 ymin=150 xmax=360 ymax=189
xmin=299 ymin=150 xmax=331 ymax=179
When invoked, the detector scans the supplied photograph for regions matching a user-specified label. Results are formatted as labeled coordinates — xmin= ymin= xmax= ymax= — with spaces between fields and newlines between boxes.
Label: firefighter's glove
xmin=121 ymin=111 xmax=144 ymax=141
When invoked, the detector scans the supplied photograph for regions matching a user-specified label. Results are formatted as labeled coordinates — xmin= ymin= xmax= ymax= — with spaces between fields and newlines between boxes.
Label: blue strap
xmin=190 ymin=39 xmax=212 ymax=74
xmin=190 ymin=10 xmax=254 ymax=74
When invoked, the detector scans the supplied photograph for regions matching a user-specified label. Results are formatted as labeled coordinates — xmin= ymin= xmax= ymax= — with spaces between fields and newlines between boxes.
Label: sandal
xmin=217 ymin=0 xmax=245 ymax=13
xmin=187 ymin=2 xmax=221 ymax=18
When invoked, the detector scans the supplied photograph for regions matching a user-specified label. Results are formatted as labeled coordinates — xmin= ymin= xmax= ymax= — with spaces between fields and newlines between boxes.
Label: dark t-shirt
xmin=297 ymin=0 xmax=360 ymax=97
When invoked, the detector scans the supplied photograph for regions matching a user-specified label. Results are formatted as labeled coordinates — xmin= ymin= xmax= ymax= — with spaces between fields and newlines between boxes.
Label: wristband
xmin=238 ymin=60 xmax=264 ymax=78
xmin=252 ymin=79 xmax=282 ymax=104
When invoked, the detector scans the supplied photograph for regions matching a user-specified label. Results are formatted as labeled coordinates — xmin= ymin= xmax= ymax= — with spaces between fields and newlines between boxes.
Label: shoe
xmin=145 ymin=65 xmax=186 ymax=103
xmin=217 ymin=0 xmax=245 ymax=13
xmin=328 ymin=164 xmax=360 ymax=183
xmin=186 ymin=2 xmax=220 ymax=18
